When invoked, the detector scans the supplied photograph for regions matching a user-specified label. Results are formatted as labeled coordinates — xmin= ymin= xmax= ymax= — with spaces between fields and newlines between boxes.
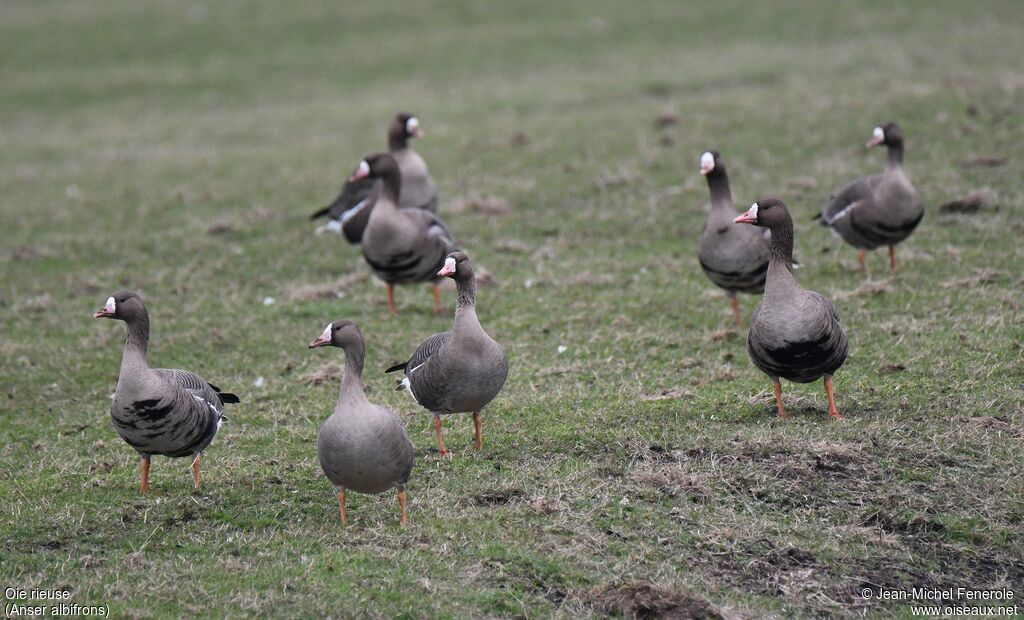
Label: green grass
xmin=2 ymin=0 xmax=1023 ymax=617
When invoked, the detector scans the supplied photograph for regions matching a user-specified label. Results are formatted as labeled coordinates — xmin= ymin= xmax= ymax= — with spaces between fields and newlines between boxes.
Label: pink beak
xmin=308 ymin=335 xmax=330 ymax=349
xmin=734 ymin=207 xmax=758 ymax=225
xmin=699 ymin=164 xmax=713 ymax=176
xmin=93 ymin=301 xmax=116 ymax=318
xmin=348 ymin=169 xmax=369 ymax=183
xmin=866 ymin=136 xmax=884 ymax=148
xmin=437 ymin=263 xmax=456 ymax=277
xmin=410 ymin=127 xmax=425 ymax=138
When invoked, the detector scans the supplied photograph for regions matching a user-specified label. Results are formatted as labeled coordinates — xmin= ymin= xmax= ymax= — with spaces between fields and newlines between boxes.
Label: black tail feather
xmin=385 ymin=361 xmax=408 ymax=374
xmin=310 ymin=205 xmax=331 ymax=220
xmin=219 ymin=392 xmax=240 ymax=404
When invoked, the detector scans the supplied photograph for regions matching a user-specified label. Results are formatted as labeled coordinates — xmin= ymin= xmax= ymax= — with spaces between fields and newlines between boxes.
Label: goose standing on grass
xmin=93 ymin=292 xmax=238 ymax=492
xmin=309 ymin=320 xmax=414 ymax=526
xmin=818 ymin=122 xmax=924 ymax=275
xmin=697 ymin=150 xmax=770 ymax=328
xmin=311 ymin=113 xmax=438 ymax=241
xmin=354 ymin=153 xmax=455 ymax=316
xmin=734 ymin=199 xmax=848 ymax=418
xmin=387 ymin=252 xmax=507 ymax=457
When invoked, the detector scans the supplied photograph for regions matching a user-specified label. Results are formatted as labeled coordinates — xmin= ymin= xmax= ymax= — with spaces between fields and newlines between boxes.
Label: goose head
xmin=348 ymin=153 xmax=400 ymax=183
xmin=866 ymin=122 xmax=903 ymax=149
xmin=388 ymin=113 xmax=424 ymax=148
xmin=93 ymin=291 xmax=146 ymax=322
xmin=309 ymin=319 xmax=362 ymax=349
xmin=699 ymin=149 xmax=724 ymax=177
xmin=734 ymin=197 xmax=792 ymax=230
xmin=437 ymin=251 xmax=474 ymax=281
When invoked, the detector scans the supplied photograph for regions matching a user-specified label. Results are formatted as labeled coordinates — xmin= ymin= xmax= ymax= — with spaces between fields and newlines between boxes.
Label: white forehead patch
xmin=105 ymin=296 xmax=116 ymax=312
xmin=406 ymin=117 xmax=420 ymax=133
xmin=357 ymin=160 xmax=370 ymax=176
xmin=443 ymin=256 xmax=456 ymax=271
xmin=873 ymin=127 xmax=884 ymax=140
xmin=749 ymin=202 xmax=759 ymax=219
xmin=700 ymin=152 xmax=715 ymax=170
xmin=321 ymin=323 xmax=333 ymax=341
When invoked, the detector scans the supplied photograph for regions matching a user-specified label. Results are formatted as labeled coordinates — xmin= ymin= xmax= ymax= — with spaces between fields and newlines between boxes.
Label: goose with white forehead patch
xmin=311 ymin=113 xmax=438 ymax=242
xmin=696 ymin=150 xmax=771 ymax=328
xmin=93 ymin=291 xmax=239 ymax=492
xmin=386 ymin=252 xmax=508 ymax=458
xmin=735 ymin=199 xmax=848 ymax=419
xmin=818 ymin=122 xmax=924 ymax=275
xmin=353 ymin=152 xmax=456 ymax=316
xmin=309 ymin=320 xmax=414 ymax=526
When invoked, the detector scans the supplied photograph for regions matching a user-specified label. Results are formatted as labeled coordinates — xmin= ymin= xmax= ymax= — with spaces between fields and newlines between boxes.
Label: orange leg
xmin=432 ymin=414 xmax=451 ymax=458
xmin=472 ymin=411 xmax=483 ymax=451
xmin=386 ymin=283 xmax=398 ymax=317
xmin=773 ymin=379 xmax=787 ymax=418
xmin=191 ymin=454 xmax=201 ymax=490
xmin=857 ymin=250 xmax=867 ymax=276
xmin=140 ymin=457 xmax=150 ymax=493
xmin=728 ymin=296 xmax=743 ymax=329
xmin=337 ymin=489 xmax=347 ymax=526
xmin=397 ymin=489 xmax=408 ymax=526
xmin=888 ymin=245 xmax=898 ymax=272
xmin=824 ymin=375 xmax=843 ymax=419
xmin=432 ymin=284 xmax=442 ymax=316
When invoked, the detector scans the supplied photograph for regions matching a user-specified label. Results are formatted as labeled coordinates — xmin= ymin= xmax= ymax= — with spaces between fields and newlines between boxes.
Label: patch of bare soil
xmin=10 ymin=245 xmax=46 ymax=260
xmin=642 ymin=387 xmax=695 ymax=402
xmin=288 ymin=272 xmax=368 ymax=300
xmin=938 ymin=190 xmax=998 ymax=213
xmin=469 ymin=486 xmax=525 ymax=506
xmin=451 ymin=194 xmax=513 ymax=215
xmin=833 ymin=280 xmax=893 ymax=301
xmin=299 ymin=363 xmax=343 ymax=386
xmin=583 ymin=580 xmax=723 ymax=619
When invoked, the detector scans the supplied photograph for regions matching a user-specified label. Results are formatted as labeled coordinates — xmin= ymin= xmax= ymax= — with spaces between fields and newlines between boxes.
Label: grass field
xmin=3 ymin=0 xmax=1023 ymax=617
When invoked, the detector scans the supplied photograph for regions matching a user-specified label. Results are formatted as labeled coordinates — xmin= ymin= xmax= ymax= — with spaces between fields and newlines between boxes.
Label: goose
xmin=311 ymin=113 xmax=438 ymax=241
xmin=93 ymin=292 xmax=238 ymax=492
xmin=353 ymin=153 xmax=456 ymax=316
xmin=697 ymin=150 xmax=771 ymax=328
xmin=309 ymin=320 xmax=414 ymax=526
xmin=818 ymin=122 xmax=924 ymax=274
xmin=734 ymin=199 xmax=848 ymax=418
xmin=386 ymin=252 xmax=508 ymax=457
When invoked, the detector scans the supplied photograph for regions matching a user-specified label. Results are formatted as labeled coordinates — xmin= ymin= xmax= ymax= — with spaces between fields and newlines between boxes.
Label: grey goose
xmin=818 ymin=122 xmax=924 ymax=274
xmin=311 ymin=113 xmax=438 ymax=242
xmin=353 ymin=153 xmax=456 ymax=316
xmin=93 ymin=292 xmax=238 ymax=492
xmin=309 ymin=320 xmax=414 ymax=526
xmin=735 ymin=199 xmax=848 ymax=418
xmin=387 ymin=252 xmax=508 ymax=457
xmin=697 ymin=150 xmax=770 ymax=328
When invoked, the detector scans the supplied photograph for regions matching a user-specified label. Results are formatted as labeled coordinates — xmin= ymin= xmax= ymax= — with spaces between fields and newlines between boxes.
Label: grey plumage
xmin=311 ymin=321 xmax=413 ymax=495
xmin=820 ymin=122 xmax=924 ymax=251
xmin=743 ymin=202 xmax=848 ymax=384
xmin=389 ymin=252 xmax=507 ymax=455
xmin=312 ymin=113 xmax=438 ymax=242
xmin=357 ymin=154 xmax=455 ymax=286
xmin=736 ymin=198 xmax=848 ymax=418
xmin=697 ymin=151 xmax=770 ymax=296
xmin=94 ymin=291 xmax=236 ymax=490
xmin=310 ymin=320 xmax=414 ymax=525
